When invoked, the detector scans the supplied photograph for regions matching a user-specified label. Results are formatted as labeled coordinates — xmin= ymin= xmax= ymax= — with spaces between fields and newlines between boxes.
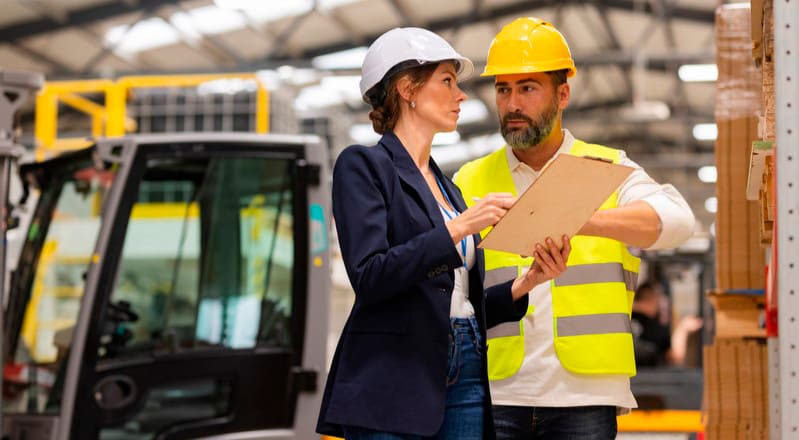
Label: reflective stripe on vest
xmin=485 ymin=267 xmax=519 ymax=289
xmin=557 ymin=313 xmax=632 ymax=337
xmin=554 ymin=263 xmax=638 ymax=292
xmin=488 ymin=321 xmax=521 ymax=339
xmin=454 ymin=140 xmax=640 ymax=380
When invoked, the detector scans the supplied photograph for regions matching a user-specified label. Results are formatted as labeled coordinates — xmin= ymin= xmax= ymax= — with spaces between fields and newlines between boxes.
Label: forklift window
xmin=4 ymin=167 xmax=110 ymax=414
xmin=100 ymin=156 xmax=295 ymax=359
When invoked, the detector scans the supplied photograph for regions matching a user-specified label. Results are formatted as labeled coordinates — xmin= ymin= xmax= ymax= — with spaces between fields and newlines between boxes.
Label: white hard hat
xmin=359 ymin=27 xmax=475 ymax=104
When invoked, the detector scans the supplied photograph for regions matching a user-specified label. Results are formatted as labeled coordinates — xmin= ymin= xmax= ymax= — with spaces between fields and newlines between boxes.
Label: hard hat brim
xmin=362 ymin=56 xmax=476 ymax=105
xmin=455 ymin=57 xmax=475 ymax=82
xmin=481 ymin=63 xmax=577 ymax=78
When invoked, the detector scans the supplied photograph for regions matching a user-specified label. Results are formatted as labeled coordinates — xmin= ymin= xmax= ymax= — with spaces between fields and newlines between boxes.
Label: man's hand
xmin=511 ymin=235 xmax=571 ymax=300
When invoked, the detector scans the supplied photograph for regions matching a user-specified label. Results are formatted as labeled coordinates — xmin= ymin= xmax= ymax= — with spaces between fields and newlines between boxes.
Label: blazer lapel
xmin=379 ymin=132 xmax=442 ymax=228
xmin=430 ymin=160 xmax=466 ymax=213
xmin=430 ymin=159 xmax=486 ymax=280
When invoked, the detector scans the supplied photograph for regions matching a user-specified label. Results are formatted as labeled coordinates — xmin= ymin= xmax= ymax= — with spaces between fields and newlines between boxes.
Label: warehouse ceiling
xmin=0 ymin=0 xmax=728 ymax=235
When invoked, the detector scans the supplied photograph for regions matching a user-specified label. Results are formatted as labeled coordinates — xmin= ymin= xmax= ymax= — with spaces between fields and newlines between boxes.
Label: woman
xmin=316 ymin=27 xmax=571 ymax=440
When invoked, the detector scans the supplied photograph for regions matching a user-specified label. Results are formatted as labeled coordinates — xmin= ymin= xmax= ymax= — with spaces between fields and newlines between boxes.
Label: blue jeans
xmin=342 ymin=316 xmax=486 ymax=440
xmin=493 ymin=405 xmax=617 ymax=440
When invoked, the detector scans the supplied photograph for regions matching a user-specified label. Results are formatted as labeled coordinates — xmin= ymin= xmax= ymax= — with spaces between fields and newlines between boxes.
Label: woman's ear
xmin=395 ymin=76 xmax=414 ymax=104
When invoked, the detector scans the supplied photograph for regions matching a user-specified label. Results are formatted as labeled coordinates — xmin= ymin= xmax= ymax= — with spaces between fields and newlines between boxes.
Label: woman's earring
xmin=410 ymin=101 xmax=416 ymax=109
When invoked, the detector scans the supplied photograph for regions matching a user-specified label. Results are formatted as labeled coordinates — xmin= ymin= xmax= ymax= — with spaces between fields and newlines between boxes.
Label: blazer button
xmin=439 ymin=288 xmax=447 ymax=294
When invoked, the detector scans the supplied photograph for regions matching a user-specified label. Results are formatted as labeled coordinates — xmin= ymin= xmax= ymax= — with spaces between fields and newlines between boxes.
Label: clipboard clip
xmin=583 ymin=155 xmax=613 ymax=163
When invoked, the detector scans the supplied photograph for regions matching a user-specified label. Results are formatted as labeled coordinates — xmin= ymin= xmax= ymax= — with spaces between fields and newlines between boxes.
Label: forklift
xmin=0 ymin=72 xmax=332 ymax=439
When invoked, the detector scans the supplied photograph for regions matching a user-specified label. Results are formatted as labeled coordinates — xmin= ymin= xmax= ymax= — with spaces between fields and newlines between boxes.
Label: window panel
xmin=100 ymin=156 xmax=295 ymax=360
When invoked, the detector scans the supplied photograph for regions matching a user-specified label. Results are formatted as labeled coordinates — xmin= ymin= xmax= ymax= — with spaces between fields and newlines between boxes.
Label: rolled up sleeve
xmin=618 ymin=154 xmax=696 ymax=250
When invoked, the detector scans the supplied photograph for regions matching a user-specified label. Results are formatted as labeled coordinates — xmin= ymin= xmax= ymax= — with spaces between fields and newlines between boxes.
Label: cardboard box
xmin=709 ymin=292 xmax=766 ymax=338
xmin=704 ymin=339 xmax=769 ymax=439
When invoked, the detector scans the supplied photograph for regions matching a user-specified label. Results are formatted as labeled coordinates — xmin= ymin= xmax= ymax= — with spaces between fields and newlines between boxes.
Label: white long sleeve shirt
xmin=489 ymin=129 xmax=695 ymax=412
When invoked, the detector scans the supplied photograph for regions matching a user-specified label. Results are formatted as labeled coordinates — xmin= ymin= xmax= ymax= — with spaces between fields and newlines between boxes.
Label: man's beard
xmin=499 ymin=97 xmax=559 ymax=150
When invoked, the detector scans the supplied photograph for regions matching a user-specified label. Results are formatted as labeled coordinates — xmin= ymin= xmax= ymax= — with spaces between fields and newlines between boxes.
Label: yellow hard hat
xmin=482 ymin=17 xmax=576 ymax=78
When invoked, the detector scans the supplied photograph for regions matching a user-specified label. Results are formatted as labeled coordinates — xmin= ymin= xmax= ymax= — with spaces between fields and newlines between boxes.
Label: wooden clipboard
xmin=477 ymin=153 xmax=634 ymax=256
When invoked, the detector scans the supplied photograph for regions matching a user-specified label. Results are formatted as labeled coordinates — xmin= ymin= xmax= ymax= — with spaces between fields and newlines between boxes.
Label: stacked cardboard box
xmin=709 ymin=6 xmax=770 ymax=439
xmin=716 ymin=4 xmax=766 ymax=291
xmin=715 ymin=4 xmax=765 ymax=291
xmin=708 ymin=292 xmax=766 ymax=339
xmin=704 ymin=339 xmax=768 ymax=440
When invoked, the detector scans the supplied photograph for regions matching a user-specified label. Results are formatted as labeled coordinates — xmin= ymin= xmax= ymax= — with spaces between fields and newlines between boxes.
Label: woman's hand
xmin=446 ymin=192 xmax=515 ymax=244
xmin=511 ymin=235 xmax=571 ymax=300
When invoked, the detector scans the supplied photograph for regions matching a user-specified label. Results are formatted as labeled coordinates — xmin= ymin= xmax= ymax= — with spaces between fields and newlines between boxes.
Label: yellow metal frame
xmin=35 ymin=73 xmax=270 ymax=160
xmin=618 ymin=409 xmax=704 ymax=433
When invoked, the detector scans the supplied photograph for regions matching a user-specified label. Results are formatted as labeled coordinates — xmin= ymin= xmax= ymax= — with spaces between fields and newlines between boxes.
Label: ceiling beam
xmin=7 ymin=42 xmax=75 ymax=73
xmin=386 ymin=0 xmax=419 ymax=27
xmin=0 ymin=0 xmax=183 ymax=42
xmin=167 ymin=4 xmax=244 ymax=66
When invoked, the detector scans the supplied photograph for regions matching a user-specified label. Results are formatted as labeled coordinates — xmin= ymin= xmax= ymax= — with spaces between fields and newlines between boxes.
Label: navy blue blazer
xmin=316 ymin=132 xmax=528 ymax=438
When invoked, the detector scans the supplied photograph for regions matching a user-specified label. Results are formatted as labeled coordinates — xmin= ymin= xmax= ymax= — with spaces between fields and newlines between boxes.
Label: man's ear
xmin=557 ymin=82 xmax=570 ymax=110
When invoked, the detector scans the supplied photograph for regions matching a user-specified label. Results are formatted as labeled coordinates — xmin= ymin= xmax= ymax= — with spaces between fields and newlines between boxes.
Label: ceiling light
xmin=698 ymin=165 xmax=717 ymax=183
xmin=312 ymin=47 xmax=368 ymax=71
xmin=693 ymin=123 xmax=718 ymax=141
xmin=214 ymin=0 xmax=312 ymax=22
xmin=104 ymin=18 xmax=180 ymax=54
xmin=678 ymin=64 xmax=718 ymax=82
xmin=705 ymin=197 xmax=718 ymax=214
xmin=617 ymin=100 xmax=670 ymax=122
xmin=171 ymin=6 xmax=245 ymax=36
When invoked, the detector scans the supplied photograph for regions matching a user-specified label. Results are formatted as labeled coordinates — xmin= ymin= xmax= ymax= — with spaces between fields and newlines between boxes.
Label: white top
xmin=438 ymin=205 xmax=477 ymax=318
xmin=489 ymin=129 xmax=696 ymax=412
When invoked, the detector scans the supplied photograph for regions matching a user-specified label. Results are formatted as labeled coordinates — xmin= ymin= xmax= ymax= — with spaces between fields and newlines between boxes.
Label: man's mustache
xmin=502 ymin=112 xmax=533 ymax=126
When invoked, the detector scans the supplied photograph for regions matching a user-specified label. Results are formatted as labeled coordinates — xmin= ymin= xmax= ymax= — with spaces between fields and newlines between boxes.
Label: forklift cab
xmin=1 ymin=133 xmax=330 ymax=440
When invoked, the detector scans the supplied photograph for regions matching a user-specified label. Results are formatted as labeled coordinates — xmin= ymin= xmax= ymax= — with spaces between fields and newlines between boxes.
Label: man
xmin=453 ymin=17 xmax=696 ymax=439
xmin=631 ymin=281 xmax=703 ymax=368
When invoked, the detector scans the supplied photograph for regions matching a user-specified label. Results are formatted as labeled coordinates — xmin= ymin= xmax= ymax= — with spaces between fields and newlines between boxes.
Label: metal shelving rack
xmin=772 ymin=0 xmax=799 ymax=438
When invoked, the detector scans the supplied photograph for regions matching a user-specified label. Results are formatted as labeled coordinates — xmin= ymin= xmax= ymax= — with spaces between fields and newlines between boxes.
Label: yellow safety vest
xmin=454 ymin=140 xmax=640 ymax=379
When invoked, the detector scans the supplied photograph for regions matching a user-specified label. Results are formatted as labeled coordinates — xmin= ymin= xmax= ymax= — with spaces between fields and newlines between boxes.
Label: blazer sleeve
xmin=333 ymin=146 xmax=463 ymax=306
xmin=484 ymin=280 xmax=529 ymax=329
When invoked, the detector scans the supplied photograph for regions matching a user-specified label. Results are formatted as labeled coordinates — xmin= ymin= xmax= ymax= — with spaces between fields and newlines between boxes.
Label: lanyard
xmin=434 ymin=175 xmax=468 ymax=269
